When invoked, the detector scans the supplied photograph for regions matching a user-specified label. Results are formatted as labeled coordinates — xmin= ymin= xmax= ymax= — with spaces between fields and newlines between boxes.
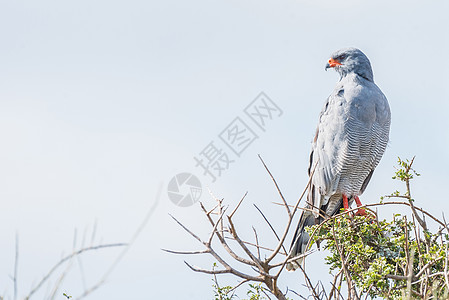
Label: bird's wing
xmin=307 ymin=91 xmax=346 ymax=217
xmin=307 ymin=76 xmax=390 ymax=217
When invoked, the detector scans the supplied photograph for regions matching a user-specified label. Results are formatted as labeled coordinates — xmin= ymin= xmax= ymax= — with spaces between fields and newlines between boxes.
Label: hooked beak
xmin=325 ymin=58 xmax=342 ymax=71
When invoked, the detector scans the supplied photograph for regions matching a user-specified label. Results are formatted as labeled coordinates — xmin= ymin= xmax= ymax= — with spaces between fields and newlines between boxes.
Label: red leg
xmin=342 ymin=194 xmax=349 ymax=210
xmin=354 ymin=196 xmax=367 ymax=216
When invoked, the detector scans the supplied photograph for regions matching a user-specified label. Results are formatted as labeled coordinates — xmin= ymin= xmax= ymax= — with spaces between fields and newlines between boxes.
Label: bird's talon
xmin=355 ymin=208 xmax=367 ymax=217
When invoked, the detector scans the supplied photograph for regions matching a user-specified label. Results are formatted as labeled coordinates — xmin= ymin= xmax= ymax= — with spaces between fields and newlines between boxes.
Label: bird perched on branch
xmin=287 ymin=48 xmax=391 ymax=271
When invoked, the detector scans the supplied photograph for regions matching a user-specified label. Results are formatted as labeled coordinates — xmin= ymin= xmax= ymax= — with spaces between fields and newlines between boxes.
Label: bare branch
xmin=229 ymin=192 xmax=248 ymax=219
xmin=207 ymin=207 xmax=228 ymax=246
xmin=253 ymin=227 xmax=261 ymax=260
xmin=200 ymin=202 xmax=257 ymax=266
xmin=228 ymin=279 xmax=250 ymax=294
xmin=329 ymin=269 xmax=344 ymax=300
xmin=224 ymin=237 xmax=287 ymax=255
xmin=78 ymin=182 xmax=161 ymax=299
xmin=227 ymin=216 xmax=265 ymax=271
xmin=269 ymin=250 xmax=316 ymax=268
xmin=253 ymin=204 xmax=287 ymax=256
xmin=161 ymin=249 xmax=210 ymax=255
xmin=25 ymin=243 xmax=126 ymax=299
xmin=185 ymin=261 xmax=231 ymax=275
xmin=258 ymin=155 xmax=290 ymax=217
xmin=49 ymin=257 xmax=73 ymax=300
xmin=13 ymin=233 xmax=18 ymax=300
xmin=266 ymin=160 xmax=318 ymax=264
xmin=170 ymin=214 xmax=204 ymax=244
xmin=297 ymin=264 xmax=320 ymax=299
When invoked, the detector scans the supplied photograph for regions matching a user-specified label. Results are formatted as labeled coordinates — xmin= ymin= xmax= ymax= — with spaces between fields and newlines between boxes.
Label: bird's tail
xmin=286 ymin=195 xmax=344 ymax=271
xmin=286 ymin=210 xmax=317 ymax=271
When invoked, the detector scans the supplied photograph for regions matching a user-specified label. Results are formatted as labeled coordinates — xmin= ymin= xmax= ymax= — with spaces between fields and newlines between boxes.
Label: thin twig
xmin=224 ymin=237 xmax=287 ymax=256
xmin=266 ymin=160 xmax=318 ymax=264
xmin=78 ymin=182 xmax=161 ymax=299
xmin=207 ymin=207 xmax=228 ymax=246
xmin=253 ymin=204 xmax=288 ymax=256
xmin=161 ymin=249 xmax=210 ymax=255
xmin=297 ymin=264 xmax=320 ymax=299
xmin=200 ymin=203 xmax=257 ymax=267
xmin=25 ymin=243 xmax=126 ymax=299
xmin=258 ymin=155 xmax=290 ymax=217
xmin=227 ymin=216 xmax=265 ymax=272
xmin=229 ymin=192 xmax=248 ymax=219
xmin=329 ymin=269 xmax=343 ymax=300
xmin=253 ymin=227 xmax=261 ymax=260
xmin=228 ymin=279 xmax=250 ymax=294
xmin=269 ymin=250 xmax=316 ymax=268
xmin=13 ymin=233 xmax=18 ymax=300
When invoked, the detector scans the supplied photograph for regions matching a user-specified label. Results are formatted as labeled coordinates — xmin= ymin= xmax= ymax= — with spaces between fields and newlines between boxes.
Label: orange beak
xmin=327 ymin=58 xmax=342 ymax=68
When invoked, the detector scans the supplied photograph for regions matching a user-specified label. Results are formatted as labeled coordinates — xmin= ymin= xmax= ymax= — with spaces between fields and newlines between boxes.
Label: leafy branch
xmin=307 ymin=157 xmax=449 ymax=299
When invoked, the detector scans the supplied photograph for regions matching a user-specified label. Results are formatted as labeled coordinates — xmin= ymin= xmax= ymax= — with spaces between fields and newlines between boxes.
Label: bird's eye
xmin=339 ymin=54 xmax=346 ymax=60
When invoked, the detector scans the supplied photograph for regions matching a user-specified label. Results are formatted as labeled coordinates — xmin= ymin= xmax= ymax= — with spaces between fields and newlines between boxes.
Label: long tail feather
xmin=286 ymin=197 xmax=344 ymax=271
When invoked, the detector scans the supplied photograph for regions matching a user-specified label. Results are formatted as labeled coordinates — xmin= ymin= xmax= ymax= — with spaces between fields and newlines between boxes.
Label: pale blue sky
xmin=0 ymin=0 xmax=448 ymax=299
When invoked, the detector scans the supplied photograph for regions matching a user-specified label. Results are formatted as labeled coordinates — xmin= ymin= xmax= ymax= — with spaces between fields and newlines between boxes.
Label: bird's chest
xmin=320 ymin=89 xmax=348 ymax=123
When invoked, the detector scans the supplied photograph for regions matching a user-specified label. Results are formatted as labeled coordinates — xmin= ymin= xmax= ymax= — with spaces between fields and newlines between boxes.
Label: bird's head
xmin=325 ymin=48 xmax=374 ymax=82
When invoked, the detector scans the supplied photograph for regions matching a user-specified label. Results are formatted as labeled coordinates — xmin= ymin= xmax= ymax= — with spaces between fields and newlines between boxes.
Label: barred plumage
xmin=287 ymin=48 xmax=391 ymax=271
